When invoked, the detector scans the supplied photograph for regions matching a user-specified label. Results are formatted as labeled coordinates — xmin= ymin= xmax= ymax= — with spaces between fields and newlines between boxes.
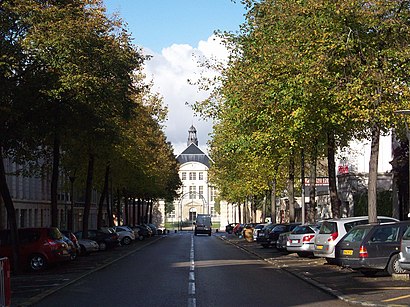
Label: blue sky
xmin=104 ymin=0 xmax=245 ymax=53
xmin=103 ymin=0 xmax=246 ymax=154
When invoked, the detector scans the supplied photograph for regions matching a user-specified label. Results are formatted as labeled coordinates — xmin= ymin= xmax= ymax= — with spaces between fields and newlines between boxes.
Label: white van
xmin=194 ymin=214 xmax=212 ymax=236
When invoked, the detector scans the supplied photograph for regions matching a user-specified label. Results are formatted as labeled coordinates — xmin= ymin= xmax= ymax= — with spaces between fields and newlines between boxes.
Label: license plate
xmin=343 ymin=249 xmax=353 ymax=256
xmin=292 ymin=240 xmax=299 ymax=243
xmin=316 ymin=245 xmax=323 ymax=250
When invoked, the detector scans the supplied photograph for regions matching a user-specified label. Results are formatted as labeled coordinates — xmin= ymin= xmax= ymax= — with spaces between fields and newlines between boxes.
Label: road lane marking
xmin=188 ymin=234 xmax=196 ymax=307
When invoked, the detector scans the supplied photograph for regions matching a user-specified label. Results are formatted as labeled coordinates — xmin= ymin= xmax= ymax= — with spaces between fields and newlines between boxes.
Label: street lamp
xmin=394 ymin=110 xmax=410 ymax=220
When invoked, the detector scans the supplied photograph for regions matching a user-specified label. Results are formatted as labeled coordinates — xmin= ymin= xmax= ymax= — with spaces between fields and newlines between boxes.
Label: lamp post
xmin=394 ymin=110 xmax=410 ymax=220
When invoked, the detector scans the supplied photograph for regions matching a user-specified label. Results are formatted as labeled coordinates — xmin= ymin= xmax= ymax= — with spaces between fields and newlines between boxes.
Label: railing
xmin=0 ymin=258 xmax=11 ymax=307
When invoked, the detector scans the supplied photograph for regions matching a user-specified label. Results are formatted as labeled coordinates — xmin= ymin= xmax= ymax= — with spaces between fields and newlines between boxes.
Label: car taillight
xmin=302 ymin=235 xmax=315 ymax=242
xmin=327 ymin=232 xmax=338 ymax=242
xmin=46 ymin=238 xmax=59 ymax=250
xmin=359 ymin=246 xmax=368 ymax=258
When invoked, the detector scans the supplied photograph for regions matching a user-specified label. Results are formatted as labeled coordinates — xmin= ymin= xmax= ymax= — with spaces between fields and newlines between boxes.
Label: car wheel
xmin=98 ymin=241 xmax=107 ymax=251
xmin=138 ymin=235 xmax=144 ymax=241
xmin=122 ymin=236 xmax=131 ymax=245
xmin=387 ymin=253 xmax=407 ymax=275
xmin=70 ymin=251 xmax=77 ymax=261
xmin=29 ymin=254 xmax=47 ymax=271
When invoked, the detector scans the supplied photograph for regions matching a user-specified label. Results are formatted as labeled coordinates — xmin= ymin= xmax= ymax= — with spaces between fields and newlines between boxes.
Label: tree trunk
xmin=0 ymin=150 xmax=20 ymax=273
xmin=97 ymin=163 xmax=109 ymax=229
xmin=106 ymin=177 xmax=113 ymax=227
xmin=368 ymin=123 xmax=380 ymax=224
xmin=328 ymin=132 xmax=341 ymax=218
xmin=270 ymin=178 xmax=277 ymax=223
xmin=149 ymin=199 xmax=153 ymax=223
xmin=288 ymin=154 xmax=295 ymax=222
xmin=132 ymin=198 xmax=136 ymax=226
xmin=82 ymin=153 xmax=94 ymax=238
xmin=137 ymin=198 xmax=141 ymax=225
xmin=238 ymin=202 xmax=242 ymax=223
xmin=308 ymin=147 xmax=317 ymax=223
xmin=50 ymin=133 xmax=60 ymax=227
xmin=123 ymin=189 xmax=129 ymax=225
xmin=116 ymin=188 xmax=121 ymax=225
xmin=261 ymin=191 xmax=266 ymax=223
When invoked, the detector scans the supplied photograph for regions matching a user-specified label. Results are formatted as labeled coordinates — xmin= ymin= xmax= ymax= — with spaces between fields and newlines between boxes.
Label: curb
xmin=20 ymin=236 xmax=164 ymax=306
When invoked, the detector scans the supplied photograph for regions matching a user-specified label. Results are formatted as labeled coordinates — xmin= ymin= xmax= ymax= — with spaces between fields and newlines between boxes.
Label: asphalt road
xmin=32 ymin=232 xmax=352 ymax=307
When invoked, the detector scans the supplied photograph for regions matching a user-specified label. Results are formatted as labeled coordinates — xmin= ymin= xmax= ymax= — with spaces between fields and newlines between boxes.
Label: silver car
xmin=398 ymin=225 xmax=410 ymax=271
xmin=287 ymin=224 xmax=321 ymax=257
xmin=314 ymin=216 xmax=398 ymax=263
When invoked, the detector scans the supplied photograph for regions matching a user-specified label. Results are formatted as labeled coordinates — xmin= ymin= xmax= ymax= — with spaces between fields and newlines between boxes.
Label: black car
xmin=74 ymin=230 xmax=119 ymax=251
xmin=256 ymin=223 xmax=278 ymax=247
xmin=336 ymin=221 xmax=410 ymax=276
xmin=268 ymin=223 xmax=301 ymax=248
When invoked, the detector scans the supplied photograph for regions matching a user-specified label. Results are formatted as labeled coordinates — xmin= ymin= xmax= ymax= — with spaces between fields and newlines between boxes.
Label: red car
xmin=0 ymin=227 xmax=71 ymax=271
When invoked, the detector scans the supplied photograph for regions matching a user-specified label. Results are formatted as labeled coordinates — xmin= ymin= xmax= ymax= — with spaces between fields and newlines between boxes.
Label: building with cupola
xmin=166 ymin=125 xmax=220 ymax=228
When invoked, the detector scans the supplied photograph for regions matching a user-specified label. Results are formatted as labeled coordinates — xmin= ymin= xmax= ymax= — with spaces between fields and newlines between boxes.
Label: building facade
xmin=165 ymin=125 xmax=220 ymax=228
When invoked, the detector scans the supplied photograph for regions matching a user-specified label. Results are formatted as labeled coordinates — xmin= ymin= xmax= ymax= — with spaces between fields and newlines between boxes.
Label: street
xmin=32 ymin=232 xmax=351 ymax=307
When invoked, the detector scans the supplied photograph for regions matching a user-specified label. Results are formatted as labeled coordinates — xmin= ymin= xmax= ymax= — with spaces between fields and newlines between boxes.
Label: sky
xmin=104 ymin=0 xmax=246 ymax=154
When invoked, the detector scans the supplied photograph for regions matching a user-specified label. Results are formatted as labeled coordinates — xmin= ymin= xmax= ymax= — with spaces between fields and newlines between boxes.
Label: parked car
xmin=268 ymin=223 xmax=301 ymax=249
xmin=77 ymin=238 xmax=100 ymax=255
xmin=256 ymin=223 xmax=278 ymax=247
xmin=74 ymin=229 xmax=119 ymax=251
xmin=147 ymin=224 xmax=158 ymax=236
xmin=335 ymin=221 xmax=410 ymax=276
xmin=132 ymin=225 xmax=151 ymax=239
xmin=253 ymin=223 xmax=267 ymax=241
xmin=287 ymin=224 xmax=321 ymax=257
xmin=399 ymin=225 xmax=410 ymax=271
xmin=232 ymin=223 xmax=244 ymax=236
xmin=276 ymin=231 xmax=291 ymax=252
xmin=225 ymin=223 xmax=238 ymax=234
xmin=314 ymin=216 xmax=398 ymax=263
xmin=112 ymin=226 xmax=136 ymax=245
xmin=61 ymin=230 xmax=80 ymax=259
xmin=62 ymin=234 xmax=78 ymax=261
xmin=0 ymin=227 xmax=71 ymax=271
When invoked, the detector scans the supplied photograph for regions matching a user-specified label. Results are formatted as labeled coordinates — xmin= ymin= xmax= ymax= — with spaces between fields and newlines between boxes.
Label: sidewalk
xmin=219 ymin=233 xmax=410 ymax=307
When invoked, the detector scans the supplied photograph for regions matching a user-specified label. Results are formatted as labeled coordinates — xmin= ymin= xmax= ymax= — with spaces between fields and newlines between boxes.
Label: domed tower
xmin=187 ymin=125 xmax=198 ymax=146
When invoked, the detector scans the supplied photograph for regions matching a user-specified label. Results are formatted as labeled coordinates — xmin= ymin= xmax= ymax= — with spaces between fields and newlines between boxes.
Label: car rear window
xmin=292 ymin=226 xmax=315 ymax=234
xmin=342 ymin=227 xmax=370 ymax=243
xmin=403 ymin=226 xmax=410 ymax=240
xmin=319 ymin=221 xmax=337 ymax=234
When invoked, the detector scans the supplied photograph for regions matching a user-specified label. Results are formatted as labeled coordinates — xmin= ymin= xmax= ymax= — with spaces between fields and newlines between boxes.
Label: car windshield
xmin=403 ymin=226 xmax=410 ymax=240
xmin=319 ymin=221 xmax=337 ymax=234
xmin=341 ymin=227 xmax=370 ymax=243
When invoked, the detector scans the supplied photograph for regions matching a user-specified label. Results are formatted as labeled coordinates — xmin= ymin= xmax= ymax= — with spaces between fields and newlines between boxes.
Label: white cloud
xmin=142 ymin=35 xmax=228 ymax=155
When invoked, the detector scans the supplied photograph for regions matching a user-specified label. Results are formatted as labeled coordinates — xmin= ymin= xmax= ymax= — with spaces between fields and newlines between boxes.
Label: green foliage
xmin=353 ymin=190 xmax=392 ymax=217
